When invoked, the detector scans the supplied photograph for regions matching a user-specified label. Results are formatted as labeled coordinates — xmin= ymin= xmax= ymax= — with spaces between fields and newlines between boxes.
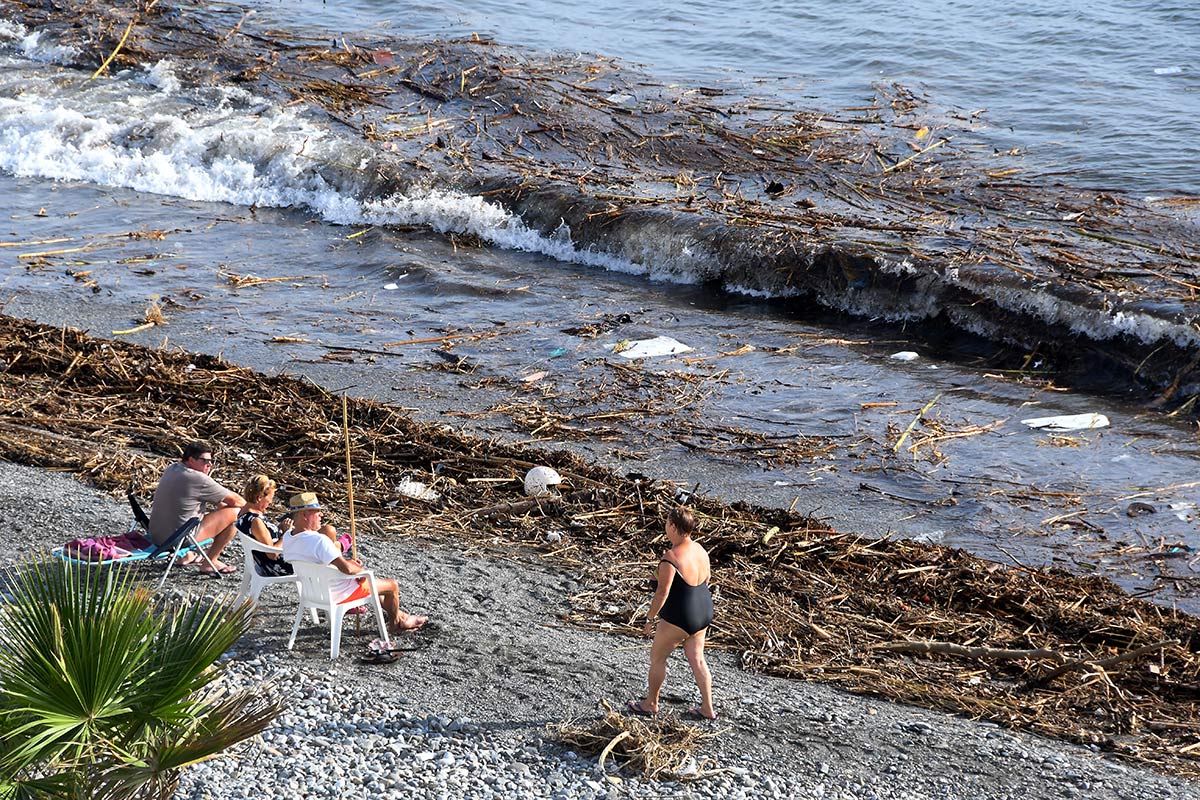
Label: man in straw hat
xmin=282 ymin=491 xmax=428 ymax=633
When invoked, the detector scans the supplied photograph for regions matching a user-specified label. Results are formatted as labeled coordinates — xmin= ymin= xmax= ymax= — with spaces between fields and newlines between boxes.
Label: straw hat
xmin=288 ymin=491 xmax=324 ymax=513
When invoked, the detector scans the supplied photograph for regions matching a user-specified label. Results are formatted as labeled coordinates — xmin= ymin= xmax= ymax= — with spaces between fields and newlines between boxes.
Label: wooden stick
xmin=343 ymin=393 xmax=357 ymax=560
xmin=343 ymin=393 xmax=359 ymax=633
xmin=1028 ymin=640 xmax=1176 ymax=688
xmin=597 ymin=731 xmax=630 ymax=781
xmin=873 ymin=640 xmax=1067 ymax=663
xmin=112 ymin=322 xmax=155 ymax=336
xmin=90 ymin=14 xmax=140 ymax=81
xmin=893 ymin=394 xmax=940 ymax=453
xmin=882 ymin=137 xmax=949 ymax=174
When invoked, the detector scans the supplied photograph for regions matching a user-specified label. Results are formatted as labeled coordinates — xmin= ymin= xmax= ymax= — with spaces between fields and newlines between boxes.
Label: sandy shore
xmin=2 ymin=461 xmax=1196 ymax=800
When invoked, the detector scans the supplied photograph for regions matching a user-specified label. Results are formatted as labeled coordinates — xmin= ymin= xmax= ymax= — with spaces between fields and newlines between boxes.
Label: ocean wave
xmin=1 ymin=13 xmax=1199 ymax=401
xmin=0 ymin=56 xmax=718 ymax=287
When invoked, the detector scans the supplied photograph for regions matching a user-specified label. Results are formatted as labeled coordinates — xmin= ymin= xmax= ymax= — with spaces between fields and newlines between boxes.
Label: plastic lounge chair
xmin=287 ymin=561 xmax=390 ymax=659
xmin=53 ymin=516 xmax=209 ymax=588
xmin=236 ymin=532 xmax=311 ymax=619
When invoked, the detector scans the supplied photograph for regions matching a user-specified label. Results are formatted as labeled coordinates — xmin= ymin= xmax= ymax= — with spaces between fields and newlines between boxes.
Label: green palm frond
xmin=94 ymin=690 xmax=280 ymax=800
xmin=0 ymin=557 xmax=279 ymax=800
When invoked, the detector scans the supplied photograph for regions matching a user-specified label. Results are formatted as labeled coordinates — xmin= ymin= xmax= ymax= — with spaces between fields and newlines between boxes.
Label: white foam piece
xmin=608 ymin=335 xmax=693 ymax=359
xmin=889 ymin=350 xmax=919 ymax=361
xmin=1020 ymin=412 xmax=1110 ymax=431
xmin=395 ymin=478 xmax=440 ymax=502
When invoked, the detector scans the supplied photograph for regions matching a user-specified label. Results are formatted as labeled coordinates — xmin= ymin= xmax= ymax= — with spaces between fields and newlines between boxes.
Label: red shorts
xmin=339 ymin=576 xmax=370 ymax=604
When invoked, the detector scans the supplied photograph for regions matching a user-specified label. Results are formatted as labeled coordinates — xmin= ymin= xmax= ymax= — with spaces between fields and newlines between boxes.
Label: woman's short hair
xmin=242 ymin=474 xmax=276 ymax=505
xmin=668 ymin=506 xmax=696 ymax=536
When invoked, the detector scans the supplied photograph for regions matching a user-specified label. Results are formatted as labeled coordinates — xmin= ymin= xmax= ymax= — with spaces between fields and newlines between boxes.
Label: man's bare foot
xmin=391 ymin=614 xmax=428 ymax=633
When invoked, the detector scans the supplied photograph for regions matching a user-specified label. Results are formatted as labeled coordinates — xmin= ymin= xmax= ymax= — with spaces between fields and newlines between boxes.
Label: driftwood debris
xmin=0 ymin=315 xmax=1198 ymax=777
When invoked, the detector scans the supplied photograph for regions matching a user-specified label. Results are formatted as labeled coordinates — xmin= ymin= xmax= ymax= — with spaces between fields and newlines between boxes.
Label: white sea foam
xmin=0 ymin=68 xmax=714 ymax=286
xmin=1 ymin=60 xmax=1196 ymax=357
xmin=0 ymin=19 xmax=79 ymax=63
xmin=143 ymin=60 xmax=182 ymax=93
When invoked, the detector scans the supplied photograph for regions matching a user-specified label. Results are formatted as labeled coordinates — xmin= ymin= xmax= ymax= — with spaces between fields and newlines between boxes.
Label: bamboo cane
xmin=343 ymin=394 xmax=359 ymax=632
xmin=343 ymin=394 xmax=357 ymax=558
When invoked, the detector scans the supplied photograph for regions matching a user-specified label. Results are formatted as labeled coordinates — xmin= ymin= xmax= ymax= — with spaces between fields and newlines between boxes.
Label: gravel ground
xmin=1 ymin=461 xmax=1197 ymax=800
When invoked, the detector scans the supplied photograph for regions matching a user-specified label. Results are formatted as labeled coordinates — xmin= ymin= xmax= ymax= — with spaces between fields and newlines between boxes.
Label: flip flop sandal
xmin=626 ymin=699 xmax=656 ymax=718
xmin=683 ymin=706 xmax=717 ymax=721
xmin=358 ymin=650 xmax=399 ymax=665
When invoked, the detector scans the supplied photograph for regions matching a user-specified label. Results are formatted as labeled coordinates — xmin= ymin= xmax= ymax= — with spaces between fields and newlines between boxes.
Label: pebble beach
xmin=3 ymin=462 xmax=1197 ymax=800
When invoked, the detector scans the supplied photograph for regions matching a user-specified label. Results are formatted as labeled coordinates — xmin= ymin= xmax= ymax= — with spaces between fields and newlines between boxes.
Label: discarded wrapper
xmin=1020 ymin=412 xmax=1109 ymax=431
xmin=607 ymin=336 xmax=693 ymax=360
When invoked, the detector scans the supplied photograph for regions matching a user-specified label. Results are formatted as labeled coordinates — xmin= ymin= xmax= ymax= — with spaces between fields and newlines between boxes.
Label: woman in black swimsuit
xmin=235 ymin=475 xmax=294 ymax=578
xmin=628 ymin=507 xmax=717 ymax=721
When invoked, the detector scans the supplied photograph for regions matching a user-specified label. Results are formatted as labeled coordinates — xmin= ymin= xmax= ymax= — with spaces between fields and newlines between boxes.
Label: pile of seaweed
xmin=7 ymin=0 xmax=1200 ymax=403
xmin=0 ymin=314 xmax=1196 ymax=776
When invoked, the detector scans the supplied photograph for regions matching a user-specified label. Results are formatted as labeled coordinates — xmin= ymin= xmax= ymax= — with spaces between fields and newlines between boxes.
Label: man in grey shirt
xmin=149 ymin=440 xmax=245 ymax=574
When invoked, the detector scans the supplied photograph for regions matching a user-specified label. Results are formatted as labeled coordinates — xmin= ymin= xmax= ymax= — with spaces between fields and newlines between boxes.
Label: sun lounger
xmin=52 ymin=492 xmax=217 ymax=586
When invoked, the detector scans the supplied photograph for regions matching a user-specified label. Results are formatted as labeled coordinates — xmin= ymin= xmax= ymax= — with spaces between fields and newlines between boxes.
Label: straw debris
xmin=0 ymin=315 xmax=1198 ymax=777
xmin=552 ymin=700 xmax=718 ymax=781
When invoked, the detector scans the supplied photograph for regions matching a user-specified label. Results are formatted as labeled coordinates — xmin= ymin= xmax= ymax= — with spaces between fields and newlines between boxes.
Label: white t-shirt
xmin=282 ymin=530 xmax=361 ymax=602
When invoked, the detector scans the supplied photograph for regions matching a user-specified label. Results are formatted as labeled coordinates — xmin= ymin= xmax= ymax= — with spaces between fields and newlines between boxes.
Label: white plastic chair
xmin=236 ymin=532 xmax=304 ymax=605
xmin=287 ymin=561 xmax=390 ymax=659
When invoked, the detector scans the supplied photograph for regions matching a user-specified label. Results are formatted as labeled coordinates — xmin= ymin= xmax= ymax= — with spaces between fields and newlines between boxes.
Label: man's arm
xmin=330 ymin=554 xmax=364 ymax=575
xmin=217 ymin=491 xmax=245 ymax=509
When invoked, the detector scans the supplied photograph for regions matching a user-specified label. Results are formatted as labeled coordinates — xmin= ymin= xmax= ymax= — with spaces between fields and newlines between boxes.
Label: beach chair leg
xmin=287 ymin=601 xmax=306 ymax=651
xmin=187 ymin=535 xmax=219 ymax=574
xmin=158 ymin=550 xmax=178 ymax=589
xmin=330 ymin=607 xmax=345 ymax=660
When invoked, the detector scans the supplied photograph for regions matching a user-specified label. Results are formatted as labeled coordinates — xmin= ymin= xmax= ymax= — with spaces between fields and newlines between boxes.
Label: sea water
xmin=258 ymin=0 xmax=1200 ymax=195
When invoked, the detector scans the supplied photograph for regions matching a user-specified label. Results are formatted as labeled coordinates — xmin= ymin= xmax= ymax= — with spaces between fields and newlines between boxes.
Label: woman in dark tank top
xmin=627 ymin=506 xmax=717 ymax=721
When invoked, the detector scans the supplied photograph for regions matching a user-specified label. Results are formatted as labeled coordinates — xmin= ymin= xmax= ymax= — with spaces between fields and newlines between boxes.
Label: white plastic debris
xmin=395 ymin=478 xmax=440 ymax=502
xmin=889 ymin=351 xmax=919 ymax=361
xmin=606 ymin=92 xmax=634 ymax=105
xmin=1170 ymin=502 xmax=1195 ymax=522
xmin=235 ymin=452 xmax=255 ymax=462
xmin=608 ymin=336 xmax=693 ymax=359
xmin=1020 ymin=412 xmax=1110 ymax=431
xmin=544 ymin=531 xmax=563 ymax=544
xmin=383 ymin=283 xmax=399 ymax=290
xmin=1154 ymin=66 xmax=1183 ymax=75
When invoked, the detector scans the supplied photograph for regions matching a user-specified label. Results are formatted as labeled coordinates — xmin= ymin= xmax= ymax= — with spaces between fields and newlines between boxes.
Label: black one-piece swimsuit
xmin=235 ymin=511 xmax=293 ymax=577
xmin=657 ymin=560 xmax=714 ymax=635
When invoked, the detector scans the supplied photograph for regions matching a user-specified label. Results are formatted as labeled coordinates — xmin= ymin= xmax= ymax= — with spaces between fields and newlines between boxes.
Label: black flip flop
xmin=359 ymin=650 xmax=400 ymax=665
xmin=683 ymin=706 xmax=717 ymax=721
xmin=626 ymin=699 xmax=656 ymax=717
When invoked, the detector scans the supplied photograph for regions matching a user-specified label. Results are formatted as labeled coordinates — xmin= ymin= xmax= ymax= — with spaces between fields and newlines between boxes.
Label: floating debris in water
xmin=1020 ymin=412 xmax=1109 ymax=431
xmin=609 ymin=336 xmax=693 ymax=359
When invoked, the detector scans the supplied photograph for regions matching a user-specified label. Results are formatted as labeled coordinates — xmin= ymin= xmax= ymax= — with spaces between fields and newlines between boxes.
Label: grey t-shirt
xmin=148 ymin=461 xmax=229 ymax=544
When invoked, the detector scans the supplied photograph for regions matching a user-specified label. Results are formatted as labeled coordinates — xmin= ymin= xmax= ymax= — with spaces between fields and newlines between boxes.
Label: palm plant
xmin=0 ymin=558 xmax=280 ymax=800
